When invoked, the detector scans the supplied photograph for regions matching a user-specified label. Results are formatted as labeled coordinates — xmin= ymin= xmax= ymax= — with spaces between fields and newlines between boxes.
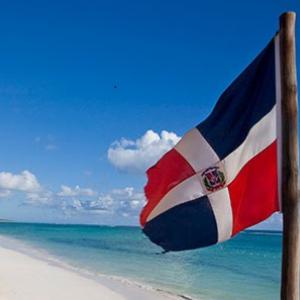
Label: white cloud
xmin=61 ymin=187 xmax=145 ymax=218
xmin=25 ymin=190 xmax=53 ymax=205
xmin=0 ymin=169 xmax=144 ymax=223
xmin=105 ymin=187 xmax=145 ymax=215
xmin=0 ymin=190 xmax=11 ymax=198
xmin=0 ymin=170 xmax=40 ymax=192
xmin=108 ymin=130 xmax=181 ymax=173
xmin=57 ymin=185 xmax=97 ymax=197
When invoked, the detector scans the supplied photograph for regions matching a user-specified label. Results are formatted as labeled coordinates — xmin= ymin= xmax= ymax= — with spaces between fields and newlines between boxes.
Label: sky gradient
xmin=0 ymin=0 xmax=299 ymax=228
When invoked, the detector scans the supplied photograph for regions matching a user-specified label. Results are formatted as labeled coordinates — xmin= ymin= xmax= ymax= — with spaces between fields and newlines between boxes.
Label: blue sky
xmin=0 ymin=0 xmax=298 ymax=227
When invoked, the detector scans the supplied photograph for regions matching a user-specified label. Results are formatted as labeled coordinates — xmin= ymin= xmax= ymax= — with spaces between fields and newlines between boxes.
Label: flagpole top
xmin=280 ymin=11 xmax=296 ymax=16
xmin=280 ymin=12 xmax=296 ymax=22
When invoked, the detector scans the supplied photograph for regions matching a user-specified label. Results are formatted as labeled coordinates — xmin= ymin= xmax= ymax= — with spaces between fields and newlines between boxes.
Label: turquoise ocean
xmin=0 ymin=223 xmax=281 ymax=300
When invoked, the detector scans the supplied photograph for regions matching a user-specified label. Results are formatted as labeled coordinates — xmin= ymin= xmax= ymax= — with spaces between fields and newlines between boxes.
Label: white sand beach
xmin=0 ymin=245 xmax=180 ymax=300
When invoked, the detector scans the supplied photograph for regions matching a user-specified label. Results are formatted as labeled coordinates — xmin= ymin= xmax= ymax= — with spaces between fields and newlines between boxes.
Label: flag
xmin=140 ymin=35 xmax=281 ymax=252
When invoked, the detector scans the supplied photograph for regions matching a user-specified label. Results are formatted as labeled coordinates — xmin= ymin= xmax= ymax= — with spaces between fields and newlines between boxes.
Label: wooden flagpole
xmin=280 ymin=11 xmax=300 ymax=300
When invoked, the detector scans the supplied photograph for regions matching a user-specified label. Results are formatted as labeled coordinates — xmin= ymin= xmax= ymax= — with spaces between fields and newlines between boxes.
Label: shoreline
xmin=0 ymin=235 xmax=194 ymax=300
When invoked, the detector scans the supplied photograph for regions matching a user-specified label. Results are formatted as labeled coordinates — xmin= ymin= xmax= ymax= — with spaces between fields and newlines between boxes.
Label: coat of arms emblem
xmin=201 ymin=166 xmax=226 ymax=192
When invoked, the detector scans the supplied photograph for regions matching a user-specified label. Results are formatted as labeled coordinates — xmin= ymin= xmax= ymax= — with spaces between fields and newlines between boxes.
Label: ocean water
xmin=0 ymin=223 xmax=281 ymax=300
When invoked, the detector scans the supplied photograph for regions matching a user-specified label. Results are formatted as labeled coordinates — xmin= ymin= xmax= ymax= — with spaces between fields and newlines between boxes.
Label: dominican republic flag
xmin=140 ymin=35 xmax=282 ymax=252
